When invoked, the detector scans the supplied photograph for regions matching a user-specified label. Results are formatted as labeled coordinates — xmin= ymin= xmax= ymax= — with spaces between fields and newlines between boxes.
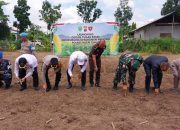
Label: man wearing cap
xmin=20 ymin=32 xmax=36 ymax=55
xmin=144 ymin=55 xmax=169 ymax=94
xmin=170 ymin=58 xmax=180 ymax=93
xmin=0 ymin=51 xmax=12 ymax=89
xmin=67 ymin=51 xmax=88 ymax=91
xmin=89 ymin=39 xmax=106 ymax=87
xmin=42 ymin=55 xmax=62 ymax=92
xmin=113 ymin=52 xmax=143 ymax=92
xmin=14 ymin=54 xmax=39 ymax=91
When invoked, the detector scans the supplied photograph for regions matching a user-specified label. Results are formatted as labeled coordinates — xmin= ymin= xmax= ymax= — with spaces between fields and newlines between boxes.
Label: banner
xmin=53 ymin=22 xmax=120 ymax=56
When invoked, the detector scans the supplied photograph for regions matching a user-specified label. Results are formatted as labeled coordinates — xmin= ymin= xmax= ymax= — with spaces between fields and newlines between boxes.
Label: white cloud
xmin=129 ymin=0 xmax=135 ymax=8
xmin=2 ymin=0 xmax=167 ymax=30
xmin=100 ymin=0 xmax=119 ymax=8
xmin=59 ymin=6 xmax=81 ymax=23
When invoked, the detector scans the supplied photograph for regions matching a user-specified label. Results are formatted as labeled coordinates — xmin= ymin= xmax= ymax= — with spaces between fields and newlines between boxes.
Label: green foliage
xmin=161 ymin=0 xmax=180 ymax=15
xmin=28 ymin=24 xmax=42 ymax=40
xmin=121 ymin=38 xmax=180 ymax=54
xmin=131 ymin=22 xmax=136 ymax=30
xmin=39 ymin=0 xmax=62 ymax=30
xmin=0 ymin=40 xmax=17 ymax=51
xmin=0 ymin=1 xmax=8 ymax=22
xmin=77 ymin=0 xmax=102 ymax=23
xmin=114 ymin=4 xmax=133 ymax=26
xmin=0 ymin=22 xmax=10 ymax=40
xmin=114 ymin=1 xmax=133 ymax=38
xmin=13 ymin=0 xmax=31 ymax=33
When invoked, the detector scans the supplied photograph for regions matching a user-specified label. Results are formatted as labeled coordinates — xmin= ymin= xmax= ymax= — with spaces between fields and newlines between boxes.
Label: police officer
xmin=67 ymin=51 xmax=88 ymax=91
xmin=89 ymin=39 xmax=106 ymax=87
xmin=0 ymin=51 xmax=12 ymax=89
xmin=14 ymin=54 xmax=39 ymax=91
xmin=144 ymin=55 xmax=169 ymax=94
xmin=20 ymin=32 xmax=36 ymax=55
xmin=113 ymin=52 xmax=143 ymax=92
xmin=42 ymin=55 xmax=62 ymax=92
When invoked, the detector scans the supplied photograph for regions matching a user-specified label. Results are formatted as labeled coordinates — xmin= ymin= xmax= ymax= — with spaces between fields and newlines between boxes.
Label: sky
xmin=3 ymin=0 xmax=166 ymax=31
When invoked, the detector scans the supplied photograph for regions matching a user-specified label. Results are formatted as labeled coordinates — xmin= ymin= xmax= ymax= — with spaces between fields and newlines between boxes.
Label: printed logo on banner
xmin=78 ymin=26 xmax=93 ymax=32
xmin=88 ymin=26 xmax=93 ymax=31
xmin=78 ymin=26 xmax=83 ymax=32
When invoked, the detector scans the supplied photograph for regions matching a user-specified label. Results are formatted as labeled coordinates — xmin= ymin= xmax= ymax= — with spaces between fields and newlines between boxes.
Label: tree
xmin=114 ymin=0 xmax=133 ymax=36
xmin=131 ymin=22 xmax=136 ymax=30
xmin=161 ymin=0 xmax=180 ymax=15
xmin=77 ymin=0 xmax=102 ymax=23
xmin=39 ymin=0 xmax=62 ymax=31
xmin=28 ymin=24 xmax=41 ymax=40
xmin=13 ymin=0 xmax=31 ymax=33
xmin=114 ymin=2 xmax=133 ymax=26
xmin=0 ymin=1 xmax=8 ymax=23
xmin=0 ymin=23 xmax=10 ymax=40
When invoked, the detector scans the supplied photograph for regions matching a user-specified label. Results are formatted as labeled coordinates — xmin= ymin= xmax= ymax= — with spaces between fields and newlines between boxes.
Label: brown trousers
xmin=89 ymin=57 xmax=101 ymax=85
xmin=170 ymin=62 xmax=180 ymax=88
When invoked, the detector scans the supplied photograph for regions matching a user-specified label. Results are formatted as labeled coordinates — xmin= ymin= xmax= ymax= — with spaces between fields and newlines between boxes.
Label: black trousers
xmin=67 ymin=65 xmax=86 ymax=86
xmin=45 ymin=67 xmax=61 ymax=89
xmin=89 ymin=57 xmax=101 ymax=85
xmin=19 ymin=67 xmax=39 ymax=88
xmin=144 ymin=63 xmax=162 ymax=92
xmin=0 ymin=74 xmax=12 ymax=88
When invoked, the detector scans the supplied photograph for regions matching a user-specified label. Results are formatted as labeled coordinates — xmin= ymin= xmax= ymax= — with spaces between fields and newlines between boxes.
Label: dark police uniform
xmin=143 ymin=55 xmax=168 ymax=93
xmin=113 ymin=52 xmax=143 ymax=91
xmin=0 ymin=59 xmax=12 ymax=89
xmin=89 ymin=42 xmax=106 ymax=86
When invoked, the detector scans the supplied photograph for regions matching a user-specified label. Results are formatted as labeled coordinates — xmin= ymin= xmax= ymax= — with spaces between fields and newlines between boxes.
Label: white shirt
xmin=14 ymin=54 xmax=38 ymax=78
xmin=68 ymin=51 xmax=88 ymax=77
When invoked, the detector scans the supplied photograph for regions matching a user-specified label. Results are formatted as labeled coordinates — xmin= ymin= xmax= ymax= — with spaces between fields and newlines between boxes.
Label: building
xmin=130 ymin=12 xmax=180 ymax=40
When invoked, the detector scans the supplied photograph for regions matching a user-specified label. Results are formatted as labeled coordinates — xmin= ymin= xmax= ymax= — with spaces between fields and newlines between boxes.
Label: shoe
xmin=46 ymin=87 xmax=51 ymax=92
xmin=0 ymin=81 xmax=4 ymax=87
xmin=129 ymin=85 xmax=134 ymax=93
xmin=20 ymin=87 xmax=27 ymax=91
xmin=113 ymin=83 xmax=118 ymax=90
xmin=171 ymin=88 xmax=179 ymax=93
xmin=145 ymin=90 xmax=149 ymax=94
xmin=53 ymin=86 xmax=59 ymax=90
xmin=95 ymin=83 xmax=101 ymax=87
xmin=90 ymin=83 xmax=94 ymax=87
xmin=67 ymin=83 xmax=72 ymax=89
xmin=112 ymin=86 xmax=118 ymax=91
xmin=34 ymin=87 xmax=39 ymax=91
xmin=81 ymin=86 xmax=86 ymax=91
xmin=5 ymin=85 xmax=10 ymax=89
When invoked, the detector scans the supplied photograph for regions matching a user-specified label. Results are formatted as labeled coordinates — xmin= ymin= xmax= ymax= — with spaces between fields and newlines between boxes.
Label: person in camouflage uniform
xmin=113 ymin=52 xmax=143 ymax=92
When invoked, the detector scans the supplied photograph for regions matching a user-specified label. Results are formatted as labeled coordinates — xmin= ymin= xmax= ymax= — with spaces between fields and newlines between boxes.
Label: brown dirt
xmin=0 ymin=52 xmax=180 ymax=130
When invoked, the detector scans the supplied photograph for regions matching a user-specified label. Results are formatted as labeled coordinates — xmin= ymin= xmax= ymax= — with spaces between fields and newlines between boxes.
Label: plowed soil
xmin=0 ymin=52 xmax=180 ymax=130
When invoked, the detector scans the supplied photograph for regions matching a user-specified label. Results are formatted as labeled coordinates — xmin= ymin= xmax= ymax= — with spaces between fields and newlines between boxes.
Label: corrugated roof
xmin=130 ymin=11 xmax=177 ymax=33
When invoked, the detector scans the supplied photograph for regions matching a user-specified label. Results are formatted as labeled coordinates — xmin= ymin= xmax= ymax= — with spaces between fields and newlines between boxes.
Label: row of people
xmin=0 ymin=50 xmax=180 ymax=94
xmin=0 ymin=31 xmax=180 ymax=94
xmin=0 ymin=38 xmax=107 ymax=92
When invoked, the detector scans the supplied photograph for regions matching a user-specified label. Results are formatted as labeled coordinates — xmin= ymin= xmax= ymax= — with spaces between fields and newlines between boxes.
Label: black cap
xmin=19 ymin=57 xmax=27 ymax=68
xmin=50 ymin=58 xmax=58 ymax=66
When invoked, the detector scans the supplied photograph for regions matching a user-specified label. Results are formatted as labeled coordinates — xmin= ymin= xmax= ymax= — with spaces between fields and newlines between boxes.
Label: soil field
xmin=0 ymin=52 xmax=180 ymax=130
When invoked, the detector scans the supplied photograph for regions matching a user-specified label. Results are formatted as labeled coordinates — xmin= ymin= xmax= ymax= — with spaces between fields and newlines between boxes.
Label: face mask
xmin=51 ymin=65 xmax=58 ymax=69
xmin=21 ymin=37 xmax=27 ymax=42
xmin=19 ymin=64 xmax=27 ymax=69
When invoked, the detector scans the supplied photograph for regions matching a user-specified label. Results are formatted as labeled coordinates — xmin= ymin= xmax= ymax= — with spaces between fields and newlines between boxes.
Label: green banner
xmin=53 ymin=22 xmax=120 ymax=56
